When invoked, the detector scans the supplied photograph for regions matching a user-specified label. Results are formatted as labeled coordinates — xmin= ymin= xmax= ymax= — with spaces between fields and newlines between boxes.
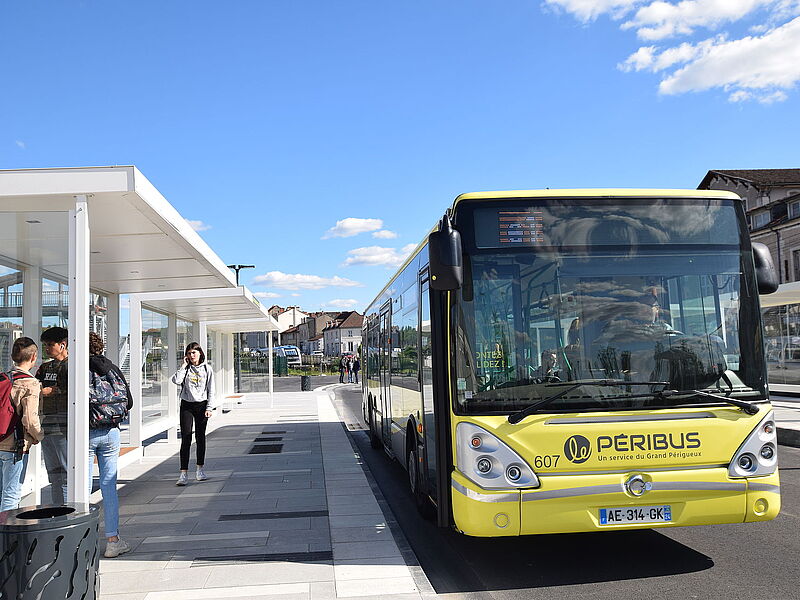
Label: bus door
xmin=419 ymin=273 xmax=437 ymax=499
xmin=379 ymin=304 xmax=392 ymax=447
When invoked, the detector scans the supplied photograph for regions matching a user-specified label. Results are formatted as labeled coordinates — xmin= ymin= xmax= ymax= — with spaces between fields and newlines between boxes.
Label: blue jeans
xmin=41 ymin=432 xmax=68 ymax=504
xmin=0 ymin=451 xmax=28 ymax=511
xmin=89 ymin=427 xmax=120 ymax=538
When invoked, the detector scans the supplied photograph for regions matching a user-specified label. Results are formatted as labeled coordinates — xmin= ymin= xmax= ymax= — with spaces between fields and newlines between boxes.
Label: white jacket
xmin=170 ymin=362 xmax=217 ymax=409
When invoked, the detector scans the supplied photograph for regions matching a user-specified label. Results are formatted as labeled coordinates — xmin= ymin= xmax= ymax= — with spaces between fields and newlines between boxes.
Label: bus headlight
xmin=728 ymin=411 xmax=778 ymax=478
xmin=456 ymin=423 xmax=539 ymax=490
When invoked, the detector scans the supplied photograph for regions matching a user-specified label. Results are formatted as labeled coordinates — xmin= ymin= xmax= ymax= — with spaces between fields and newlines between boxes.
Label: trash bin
xmin=300 ymin=375 xmax=312 ymax=391
xmin=0 ymin=503 xmax=100 ymax=600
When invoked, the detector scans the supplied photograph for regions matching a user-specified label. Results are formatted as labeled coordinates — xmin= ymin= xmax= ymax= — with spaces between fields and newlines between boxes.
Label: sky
xmin=2 ymin=0 xmax=799 ymax=315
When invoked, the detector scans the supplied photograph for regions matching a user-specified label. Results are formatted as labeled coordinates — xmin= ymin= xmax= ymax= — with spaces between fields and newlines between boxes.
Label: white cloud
xmin=546 ymin=0 xmax=800 ymax=102
xmin=187 ymin=219 xmax=212 ymax=232
xmin=254 ymin=291 xmax=281 ymax=299
xmin=372 ymin=229 xmax=398 ymax=239
xmin=253 ymin=271 xmax=362 ymax=290
xmin=543 ymin=0 xmax=641 ymax=21
xmin=622 ymin=0 xmax=773 ymax=41
xmin=322 ymin=218 xmax=383 ymax=239
xmin=323 ymin=298 xmax=360 ymax=309
xmin=342 ymin=244 xmax=417 ymax=268
xmin=657 ymin=18 xmax=800 ymax=100
xmin=15 ymin=140 xmax=25 ymax=149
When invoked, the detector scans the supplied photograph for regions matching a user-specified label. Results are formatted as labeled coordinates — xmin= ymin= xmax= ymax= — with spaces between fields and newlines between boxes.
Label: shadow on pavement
xmin=351 ymin=430 xmax=713 ymax=594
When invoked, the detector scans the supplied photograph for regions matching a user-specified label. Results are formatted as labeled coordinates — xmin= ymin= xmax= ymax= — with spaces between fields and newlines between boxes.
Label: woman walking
xmin=170 ymin=342 xmax=217 ymax=486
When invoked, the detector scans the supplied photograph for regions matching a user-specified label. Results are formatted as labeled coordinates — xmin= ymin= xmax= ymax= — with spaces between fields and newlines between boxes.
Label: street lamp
xmin=226 ymin=264 xmax=255 ymax=392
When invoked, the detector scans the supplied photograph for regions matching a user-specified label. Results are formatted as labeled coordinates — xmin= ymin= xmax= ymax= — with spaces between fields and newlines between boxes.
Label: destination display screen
xmin=471 ymin=199 xmax=740 ymax=249
xmin=498 ymin=209 xmax=544 ymax=245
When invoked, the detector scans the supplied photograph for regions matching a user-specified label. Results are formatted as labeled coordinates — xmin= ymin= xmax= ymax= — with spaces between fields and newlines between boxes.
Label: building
xmin=297 ymin=311 xmax=339 ymax=354
xmin=699 ymin=168 xmax=800 ymax=393
xmin=241 ymin=305 xmax=307 ymax=349
xmin=323 ymin=311 xmax=364 ymax=356
xmin=698 ymin=169 xmax=800 ymax=284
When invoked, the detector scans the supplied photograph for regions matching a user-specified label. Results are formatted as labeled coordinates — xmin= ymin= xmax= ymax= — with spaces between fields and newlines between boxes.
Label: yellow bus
xmin=362 ymin=189 xmax=781 ymax=536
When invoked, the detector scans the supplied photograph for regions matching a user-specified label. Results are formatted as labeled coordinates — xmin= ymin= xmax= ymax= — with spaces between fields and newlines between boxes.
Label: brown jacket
xmin=0 ymin=369 xmax=44 ymax=453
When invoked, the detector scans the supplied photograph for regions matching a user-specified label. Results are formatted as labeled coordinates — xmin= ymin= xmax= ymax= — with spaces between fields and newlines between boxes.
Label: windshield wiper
xmin=659 ymin=389 xmax=760 ymax=415
xmin=507 ymin=380 xmax=669 ymax=424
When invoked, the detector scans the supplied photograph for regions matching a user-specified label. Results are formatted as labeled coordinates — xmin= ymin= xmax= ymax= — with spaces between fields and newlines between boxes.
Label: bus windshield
xmin=452 ymin=198 xmax=765 ymax=414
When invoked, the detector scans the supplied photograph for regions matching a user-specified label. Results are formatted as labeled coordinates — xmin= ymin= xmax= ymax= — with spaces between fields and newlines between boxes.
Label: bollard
xmin=300 ymin=375 xmax=312 ymax=391
xmin=0 ymin=503 xmax=100 ymax=599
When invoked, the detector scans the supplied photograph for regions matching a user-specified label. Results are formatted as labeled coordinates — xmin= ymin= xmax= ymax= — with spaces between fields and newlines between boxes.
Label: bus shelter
xmin=0 ymin=166 xmax=267 ymax=506
xmin=128 ymin=288 xmax=279 ymax=446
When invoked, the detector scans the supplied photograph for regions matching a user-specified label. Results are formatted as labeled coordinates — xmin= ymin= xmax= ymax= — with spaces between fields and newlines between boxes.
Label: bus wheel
xmin=407 ymin=446 xmax=434 ymax=519
xmin=368 ymin=404 xmax=381 ymax=449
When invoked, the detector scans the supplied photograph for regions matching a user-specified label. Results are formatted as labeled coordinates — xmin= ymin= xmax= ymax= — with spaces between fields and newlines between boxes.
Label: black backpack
xmin=89 ymin=368 xmax=130 ymax=428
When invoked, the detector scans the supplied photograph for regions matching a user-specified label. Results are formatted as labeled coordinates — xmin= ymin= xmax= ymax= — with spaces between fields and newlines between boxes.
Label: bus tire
xmin=368 ymin=401 xmax=381 ymax=449
xmin=407 ymin=446 xmax=435 ymax=519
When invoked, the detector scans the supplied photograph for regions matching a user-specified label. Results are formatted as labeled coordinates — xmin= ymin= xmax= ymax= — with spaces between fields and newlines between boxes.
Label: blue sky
xmin=2 ymin=1 xmax=799 ymax=314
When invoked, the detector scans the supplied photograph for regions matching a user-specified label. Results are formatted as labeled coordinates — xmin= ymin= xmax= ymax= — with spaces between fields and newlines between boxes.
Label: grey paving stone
xmin=203 ymin=562 xmax=333 ymax=588
xmin=332 ymin=540 xmax=402 ymax=560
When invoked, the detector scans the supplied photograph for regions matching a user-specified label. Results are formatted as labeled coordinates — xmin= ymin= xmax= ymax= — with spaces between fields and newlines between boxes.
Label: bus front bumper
xmin=450 ymin=469 xmax=780 ymax=536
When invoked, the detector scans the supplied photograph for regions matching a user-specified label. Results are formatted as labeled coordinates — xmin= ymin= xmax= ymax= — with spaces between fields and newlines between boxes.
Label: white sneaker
xmin=104 ymin=538 xmax=131 ymax=558
xmin=176 ymin=472 xmax=188 ymax=486
xmin=196 ymin=467 xmax=208 ymax=481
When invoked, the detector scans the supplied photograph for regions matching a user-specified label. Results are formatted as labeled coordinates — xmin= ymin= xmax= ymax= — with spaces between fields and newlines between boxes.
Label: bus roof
xmin=363 ymin=189 xmax=742 ymax=315
xmin=452 ymin=188 xmax=740 ymax=208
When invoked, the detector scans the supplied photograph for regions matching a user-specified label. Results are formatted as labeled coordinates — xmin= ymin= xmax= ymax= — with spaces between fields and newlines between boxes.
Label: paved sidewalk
xmin=98 ymin=388 xmax=432 ymax=600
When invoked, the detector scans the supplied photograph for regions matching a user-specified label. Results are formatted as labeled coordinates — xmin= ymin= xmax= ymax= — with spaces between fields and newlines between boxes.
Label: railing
xmin=0 ymin=290 xmax=69 ymax=309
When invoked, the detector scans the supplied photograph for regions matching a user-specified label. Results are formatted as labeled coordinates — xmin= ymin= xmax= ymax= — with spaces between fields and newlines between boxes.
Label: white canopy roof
xmin=0 ymin=166 xmax=236 ymax=294
xmin=134 ymin=287 xmax=279 ymax=331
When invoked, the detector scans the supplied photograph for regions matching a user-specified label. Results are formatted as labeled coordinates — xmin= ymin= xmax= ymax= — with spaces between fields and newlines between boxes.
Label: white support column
xmin=107 ymin=293 xmax=120 ymax=364
xmin=268 ymin=329 xmax=274 ymax=405
xmin=167 ymin=313 xmax=178 ymax=443
xmin=129 ymin=296 xmax=143 ymax=447
xmin=68 ymin=195 xmax=90 ymax=504
xmin=198 ymin=321 xmax=207 ymax=352
xmin=22 ymin=265 xmax=43 ymax=504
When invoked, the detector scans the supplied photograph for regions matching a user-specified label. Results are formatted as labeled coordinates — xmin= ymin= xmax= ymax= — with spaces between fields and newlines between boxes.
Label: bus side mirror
xmin=428 ymin=215 xmax=463 ymax=291
xmin=753 ymin=242 xmax=778 ymax=294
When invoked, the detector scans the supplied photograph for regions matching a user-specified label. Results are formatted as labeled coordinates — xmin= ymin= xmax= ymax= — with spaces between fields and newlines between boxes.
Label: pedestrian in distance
xmin=0 ymin=337 xmax=44 ymax=510
xmin=171 ymin=342 xmax=217 ymax=486
xmin=36 ymin=326 xmax=69 ymax=504
xmin=339 ymin=355 xmax=347 ymax=384
xmin=88 ymin=332 xmax=133 ymax=558
xmin=347 ymin=356 xmax=354 ymax=383
xmin=353 ymin=356 xmax=360 ymax=385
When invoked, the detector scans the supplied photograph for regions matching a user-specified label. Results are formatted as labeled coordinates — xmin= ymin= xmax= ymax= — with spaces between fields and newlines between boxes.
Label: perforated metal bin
xmin=0 ymin=503 xmax=100 ymax=599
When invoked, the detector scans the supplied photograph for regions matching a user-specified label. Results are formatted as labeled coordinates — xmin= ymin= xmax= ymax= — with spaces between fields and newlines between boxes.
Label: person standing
xmin=339 ymin=355 xmax=346 ymax=384
xmin=0 ymin=337 xmax=44 ymax=510
xmin=171 ymin=342 xmax=217 ymax=486
xmin=36 ymin=326 xmax=69 ymax=504
xmin=88 ymin=332 xmax=133 ymax=558
xmin=347 ymin=356 xmax=354 ymax=384
xmin=352 ymin=356 xmax=360 ymax=385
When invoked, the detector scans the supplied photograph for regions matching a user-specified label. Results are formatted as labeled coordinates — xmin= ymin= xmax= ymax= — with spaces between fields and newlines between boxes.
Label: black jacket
xmin=89 ymin=355 xmax=134 ymax=410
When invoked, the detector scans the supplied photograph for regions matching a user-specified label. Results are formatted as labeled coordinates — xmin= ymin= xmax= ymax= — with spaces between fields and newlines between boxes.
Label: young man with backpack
xmin=88 ymin=331 xmax=133 ymax=558
xmin=0 ymin=337 xmax=44 ymax=510
xmin=36 ymin=326 xmax=69 ymax=504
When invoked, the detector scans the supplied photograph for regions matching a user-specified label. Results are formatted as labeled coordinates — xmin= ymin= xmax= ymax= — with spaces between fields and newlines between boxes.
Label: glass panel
xmin=0 ymin=211 xmax=70 ymax=504
xmin=0 ymin=264 xmax=23 ymax=366
xmin=42 ymin=278 xmax=68 ymax=329
xmin=763 ymin=304 xmax=800 ymax=387
xmin=142 ymin=308 xmax=169 ymax=423
xmin=453 ymin=199 xmax=763 ymax=414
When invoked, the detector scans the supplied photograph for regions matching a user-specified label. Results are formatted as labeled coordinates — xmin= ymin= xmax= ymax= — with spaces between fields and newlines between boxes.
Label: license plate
xmin=599 ymin=505 xmax=672 ymax=525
